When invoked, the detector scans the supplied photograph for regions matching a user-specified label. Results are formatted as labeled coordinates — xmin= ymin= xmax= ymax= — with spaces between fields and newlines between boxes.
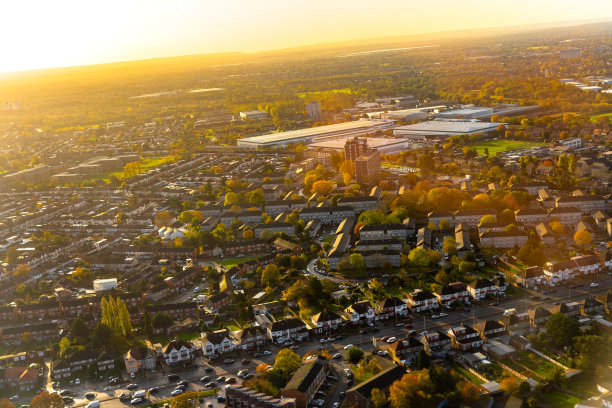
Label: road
xmin=50 ymin=274 xmax=611 ymax=408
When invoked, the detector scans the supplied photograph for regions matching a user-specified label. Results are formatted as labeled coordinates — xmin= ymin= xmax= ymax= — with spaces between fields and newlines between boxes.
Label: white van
xmin=87 ymin=401 xmax=100 ymax=408
xmin=503 ymin=308 xmax=516 ymax=316
xmin=133 ymin=391 xmax=147 ymax=399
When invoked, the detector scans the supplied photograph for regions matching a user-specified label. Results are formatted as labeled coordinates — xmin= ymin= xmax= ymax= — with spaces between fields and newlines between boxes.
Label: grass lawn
xmin=518 ymin=352 xmax=557 ymax=378
xmin=469 ymin=140 xmax=547 ymax=156
xmin=86 ymin=156 xmax=175 ymax=183
xmin=226 ymin=323 xmax=242 ymax=331
xmin=449 ymin=362 xmax=484 ymax=385
xmin=540 ymin=390 xmax=582 ymax=408
xmin=217 ymin=256 xmax=257 ymax=268
xmin=177 ymin=332 xmax=200 ymax=341
xmin=590 ymin=112 xmax=612 ymax=123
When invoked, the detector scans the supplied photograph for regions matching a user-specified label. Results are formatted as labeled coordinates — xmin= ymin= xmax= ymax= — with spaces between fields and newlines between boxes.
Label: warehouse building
xmin=236 ymin=120 xmax=394 ymax=148
xmin=393 ymin=119 xmax=503 ymax=140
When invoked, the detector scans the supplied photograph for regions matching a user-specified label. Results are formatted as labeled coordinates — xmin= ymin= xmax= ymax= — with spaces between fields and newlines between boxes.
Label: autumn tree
xmin=370 ymin=388 xmax=388 ymax=408
xmin=346 ymin=347 xmax=365 ymax=364
xmin=170 ymin=392 xmax=201 ymax=408
xmin=0 ymin=399 xmax=15 ymax=408
xmin=30 ymin=391 xmax=64 ymax=408
xmin=480 ymin=215 xmax=496 ymax=225
xmin=500 ymin=377 xmax=519 ymax=395
xmin=389 ymin=370 xmax=435 ymax=408
xmin=274 ymin=349 xmax=301 ymax=374
xmin=574 ymin=230 xmax=592 ymax=247
xmin=261 ymin=264 xmax=281 ymax=288
xmin=243 ymin=229 xmax=254 ymax=239
xmin=14 ymin=264 xmax=31 ymax=278
xmin=154 ymin=211 xmax=174 ymax=227
xmin=407 ymin=248 xmax=430 ymax=267
xmin=442 ymin=237 xmax=457 ymax=255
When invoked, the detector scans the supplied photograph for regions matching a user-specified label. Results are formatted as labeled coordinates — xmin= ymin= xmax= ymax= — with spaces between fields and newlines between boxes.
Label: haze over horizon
xmin=2 ymin=0 xmax=611 ymax=74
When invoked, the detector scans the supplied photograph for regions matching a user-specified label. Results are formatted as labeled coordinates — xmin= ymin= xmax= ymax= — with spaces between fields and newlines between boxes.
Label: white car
xmin=386 ymin=337 xmax=397 ymax=343
xmin=170 ymin=389 xmax=183 ymax=397
xmin=130 ymin=398 xmax=144 ymax=405
xmin=377 ymin=350 xmax=388 ymax=356
xmin=320 ymin=338 xmax=327 ymax=344
xmin=590 ymin=282 xmax=599 ymax=287
xmin=263 ymin=350 xmax=272 ymax=356
xmin=343 ymin=344 xmax=354 ymax=350
xmin=332 ymin=353 xmax=342 ymax=359
xmin=439 ymin=312 xmax=448 ymax=317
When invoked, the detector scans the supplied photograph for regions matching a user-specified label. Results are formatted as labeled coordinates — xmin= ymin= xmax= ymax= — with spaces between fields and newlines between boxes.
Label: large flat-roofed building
xmin=236 ymin=120 xmax=394 ymax=148
xmin=310 ymin=136 xmax=415 ymax=155
xmin=434 ymin=107 xmax=494 ymax=120
xmin=393 ymin=120 xmax=502 ymax=140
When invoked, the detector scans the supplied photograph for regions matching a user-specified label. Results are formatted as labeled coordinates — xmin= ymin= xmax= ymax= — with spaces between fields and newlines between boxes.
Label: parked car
xmin=119 ymin=393 xmax=133 ymax=401
xmin=167 ymin=374 xmax=180 ymax=382
xmin=439 ymin=312 xmax=448 ymax=317
xmin=224 ymin=359 xmax=235 ymax=364
xmin=225 ymin=377 xmax=236 ymax=384
xmin=377 ymin=350 xmax=388 ymax=356
xmin=170 ymin=390 xmax=182 ymax=397
xmin=205 ymin=367 xmax=215 ymax=373
xmin=386 ymin=337 xmax=397 ymax=343
xmin=205 ymin=382 xmax=216 ymax=388
xmin=147 ymin=388 xmax=159 ymax=394
xmin=263 ymin=350 xmax=272 ymax=356
xmin=332 ymin=353 xmax=342 ymax=359
xmin=431 ymin=314 xmax=440 ymax=319
xmin=85 ymin=393 xmax=96 ymax=400
xmin=404 ymin=323 xmax=413 ymax=329
xmin=200 ymin=376 xmax=211 ymax=383
xmin=126 ymin=384 xmax=138 ymax=390
xmin=343 ymin=344 xmax=354 ymax=350
xmin=62 ymin=397 xmax=74 ymax=404
xmin=217 ymin=396 xmax=226 ymax=403
xmin=177 ymin=380 xmax=188 ymax=386
xmin=590 ymin=282 xmax=599 ymax=287
xmin=130 ymin=398 xmax=144 ymax=405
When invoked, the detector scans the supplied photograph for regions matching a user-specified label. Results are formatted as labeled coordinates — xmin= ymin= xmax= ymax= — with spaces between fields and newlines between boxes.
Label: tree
xmin=438 ymin=219 xmax=450 ymax=231
xmin=152 ymin=313 xmax=174 ymax=329
xmin=170 ymin=392 xmax=201 ymax=408
xmin=417 ymin=349 xmax=430 ymax=369
xmin=407 ymin=248 xmax=430 ymax=267
xmin=0 ymin=399 xmax=15 ymax=408
xmin=546 ymin=366 xmax=566 ymax=386
xmin=389 ymin=370 xmax=435 ymax=408
xmin=442 ymin=237 xmax=457 ymax=255
xmin=116 ymin=297 xmax=133 ymax=337
xmin=518 ymin=380 xmax=531 ymax=395
xmin=262 ymin=264 xmax=281 ymax=288
xmin=243 ymin=229 xmax=254 ymax=239
xmin=14 ymin=263 xmax=31 ymax=278
xmin=460 ymin=382 xmax=480 ymax=402
xmin=545 ymin=313 xmax=580 ymax=347
xmin=480 ymin=215 xmax=496 ymax=225
xmin=500 ymin=377 xmax=519 ymax=395
xmin=348 ymin=253 xmax=365 ymax=271
xmin=370 ymin=388 xmax=388 ymax=408
xmin=70 ymin=317 xmax=89 ymax=340
xmin=116 ymin=212 xmax=127 ymax=224
xmin=91 ymin=323 xmax=112 ymax=348
xmin=339 ymin=160 xmax=355 ymax=177
xmin=312 ymin=180 xmax=334 ymax=196
xmin=5 ymin=246 xmax=18 ymax=264
xmin=498 ymin=209 xmax=516 ymax=224
xmin=30 ymin=391 xmax=64 ymax=408
xmin=224 ymin=192 xmax=241 ymax=206
xmin=346 ymin=347 xmax=365 ymax=364
xmin=274 ymin=349 xmax=301 ymax=374
xmin=154 ymin=211 xmax=174 ymax=227
xmin=574 ymin=230 xmax=592 ymax=247
xmin=573 ymin=334 xmax=607 ymax=369
xmin=58 ymin=336 xmax=72 ymax=357
xmin=549 ymin=219 xmax=565 ymax=235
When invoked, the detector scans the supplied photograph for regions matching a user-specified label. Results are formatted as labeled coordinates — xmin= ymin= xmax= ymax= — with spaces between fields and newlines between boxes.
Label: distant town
xmin=0 ymin=19 xmax=611 ymax=408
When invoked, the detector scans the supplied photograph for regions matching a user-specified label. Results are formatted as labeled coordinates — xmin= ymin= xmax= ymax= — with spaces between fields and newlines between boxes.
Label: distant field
xmin=217 ymin=256 xmax=257 ymax=268
xmin=590 ymin=112 xmax=612 ymax=123
xmin=87 ymin=156 xmax=175 ymax=183
xmin=469 ymin=140 xmax=547 ymax=156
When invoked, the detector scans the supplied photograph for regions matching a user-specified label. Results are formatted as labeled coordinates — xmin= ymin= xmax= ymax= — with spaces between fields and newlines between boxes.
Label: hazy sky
xmin=1 ymin=0 xmax=611 ymax=73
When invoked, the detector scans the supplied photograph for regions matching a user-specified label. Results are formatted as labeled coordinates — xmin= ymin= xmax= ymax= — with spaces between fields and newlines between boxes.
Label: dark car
xmin=148 ymin=387 xmax=159 ymax=394
xmin=177 ymin=380 xmax=188 ymax=387
xmin=119 ymin=393 xmax=133 ymax=401
xmin=205 ymin=367 xmax=215 ymax=373
xmin=217 ymin=396 xmax=226 ymax=403
xmin=225 ymin=377 xmax=237 ymax=384
xmin=167 ymin=374 xmax=180 ymax=382
xmin=62 ymin=397 xmax=74 ymax=404
xmin=85 ymin=393 xmax=96 ymax=400
xmin=216 ymin=376 xmax=226 ymax=383
xmin=241 ymin=359 xmax=251 ymax=365
xmin=200 ymin=376 xmax=211 ymax=383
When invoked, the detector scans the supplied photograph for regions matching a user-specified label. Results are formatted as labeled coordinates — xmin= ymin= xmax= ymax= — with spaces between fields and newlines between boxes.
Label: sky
xmin=1 ymin=0 xmax=611 ymax=73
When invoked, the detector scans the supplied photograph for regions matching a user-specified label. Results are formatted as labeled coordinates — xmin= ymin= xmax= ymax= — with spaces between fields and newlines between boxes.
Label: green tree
xmin=442 ymin=237 xmax=457 ymax=255
xmin=5 ymin=246 xmax=19 ymax=264
xmin=546 ymin=366 xmax=566 ymax=386
xmin=58 ymin=337 xmax=73 ymax=357
xmin=274 ymin=349 xmax=301 ymax=374
xmin=407 ymin=248 xmax=430 ymax=267
xmin=480 ymin=215 xmax=496 ymax=225
xmin=348 ymin=253 xmax=365 ymax=271
xmin=152 ymin=313 xmax=174 ymax=329
xmin=170 ymin=392 xmax=201 ymax=408
xmin=346 ymin=347 xmax=365 ymax=364
xmin=573 ymin=335 xmax=607 ymax=369
xmin=91 ymin=323 xmax=112 ymax=348
xmin=70 ymin=317 xmax=89 ymax=340
xmin=261 ymin=264 xmax=281 ymax=288
xmin=116 ymin=297 xmax=133 ymax=337
xmin=545 ymin=313 xmax=580 ymax=348
xmin=438 ymin=219 xmax=450 ymax=231
xmin=143 ymin=312 xmax=153 ymax=339
xmin=417 ymin=349 xmax=431 ymax=369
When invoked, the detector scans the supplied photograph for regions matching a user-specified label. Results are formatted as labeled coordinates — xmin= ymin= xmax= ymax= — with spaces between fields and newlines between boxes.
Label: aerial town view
xmin=1 ymin=2 xmax=612 ymax=408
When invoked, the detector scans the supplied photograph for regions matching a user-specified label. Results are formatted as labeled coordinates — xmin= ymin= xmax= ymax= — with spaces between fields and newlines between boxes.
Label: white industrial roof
xmin=237 ymin=119 xmax=393 ymax=145
xmin=394 ymin=120 xmax=501 ymax=135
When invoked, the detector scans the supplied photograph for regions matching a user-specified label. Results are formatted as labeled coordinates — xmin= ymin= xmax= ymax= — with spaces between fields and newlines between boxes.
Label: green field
xmin=540 ymin=390 xmax=582 ymax=408
xmin=469 ymin=140 xmax=547 ymax=156
xmin=87 ymin=156 xmax=175 ymax=183
xmin=590 ymin=112 xmax=612 ymax=123
xmin=217 ymin=256 xmax=257 ymax=268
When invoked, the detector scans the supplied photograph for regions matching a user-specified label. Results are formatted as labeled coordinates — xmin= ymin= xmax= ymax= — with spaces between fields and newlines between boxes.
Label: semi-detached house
xmin=268 ymin=318 xmax=309 ymax=344
xmin=406 ymin=290 xmax=438 ymax=312
xmin=344 ymin=301 xmax=376 ymax=324
xmin=447 ymin=324 xmax=483 ymax=351
xmin=201 ymin=329 xmax=235 ymax=356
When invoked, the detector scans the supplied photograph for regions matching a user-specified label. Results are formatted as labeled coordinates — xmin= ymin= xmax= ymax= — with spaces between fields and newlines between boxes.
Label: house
xmin=428 ymin=210 xmax=454 ymax=227
xmin=479 ymin=230 xmax=528 ymax=248
xmin=237 ymin=326 xmax=268 ymax=351
xmin=201 ymin=329 xmax=236 ymax=356
xmin=311 ymin=310 xmax=344 ymax=333
xmin=225 ymin=385 xmax=296 ymax=408
xmin=376 ymin=297 xmax=409 ymax=319
xmin=304 ymin=220 xmax=321 ymax=237
xmin=579 ymin=297 xmax=604 ymax=315
xmin=468 ymin=278 xmax=499 ymax=300
xmin=52 ymin=349 xmax=102 ymax=378
xmin=528 ymin=307 xmax=551 ymax=329
xmin=416 ymin=227 xmax=432 ymax=250
xmin=299 ymin=206 xmax=354 ymax=225
xmin=0 ymin=366 xmax=40 ymax=391
xmin=556 ymin=195 xmax=607 ymax=214
xmin=60 ymin=298 xmax=91 ymax=316
xmin=264 ymin=199 xmax=307 ymax=216
xmin=509 ymin=335 xmax=532 ymax=352
xmin=535 ymin=222 xmax=555 ymax=245
xmin=0 ymin=322 xmax=59 ymax=345
xmin=162 ymin=339 xmax=195 ymax=366
xmin=19 ymin=301 xmax=61 ymax=320
xmin=145 ymin=302 xmax=198 ymax=320
xmin=473 ymin=320 xmax=506 ymax=341
xmin=124 ymin=347 xmax=156 ymax=375
xmin=205 ymin=292 xmax=231 ymax=311
xmin=548 ymin=207 xmax=582 ymax=230
xmin=386 ymin=335 xmax=424 ymax=365
xmin=515 ymin=266 xmax=545 ymax=288
xmin=514 ymin=208 xmax=549 ymax=225
xmin=96 ymin=349 xmax=116 ymax=371
xmin=0 ymin=306 xmax=18 ymax=322
xmin=406 ymin=290 xmax=438 ymax=312
xmin=346 ymin=366 xmax=407 ymax=408
xmin=571 ymin=255 xmax=602 ymax=276
xmin=454 ymin=208 xmax=497 ymax=228
xmin=596 ymin=291 xmax=612 ymax=315
xmin=499 ymin=312 xmax=531 ymax=336
xmin=544 ymin=260 xmax=576 ymax=283
xmin=344 ymin=301 xmax=376 ymax=325
xmin=358 ymin=224 xmax=409 ymax=241
xmin=281 ymin=356 xmax=328 ymax=408
xmin=420 ymin=330 xmax=451 ymax=358
xmin=354 ymin=238 xmax=403 ymax=252
xmin=253 ymin=222 xmax=296 ymax=237
xmin=511 ymin=182 xmax=547 ymax=195
xmin=273 ymin=238 xmax=302 ymax=253
xmin=550 ymin=302 xmax=581 ymax=317
xmin=336 ymin=196 xmax=380 ymax=213
xmin=447 ymin=324 xmax=483 ymax=351
xmin=434 ymin=282 xmax=470 ymax=307
xmin=268 ymin=318 xmax=309 ymax=344
xmin=224 ymin=239 xmax=267 ymax=257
